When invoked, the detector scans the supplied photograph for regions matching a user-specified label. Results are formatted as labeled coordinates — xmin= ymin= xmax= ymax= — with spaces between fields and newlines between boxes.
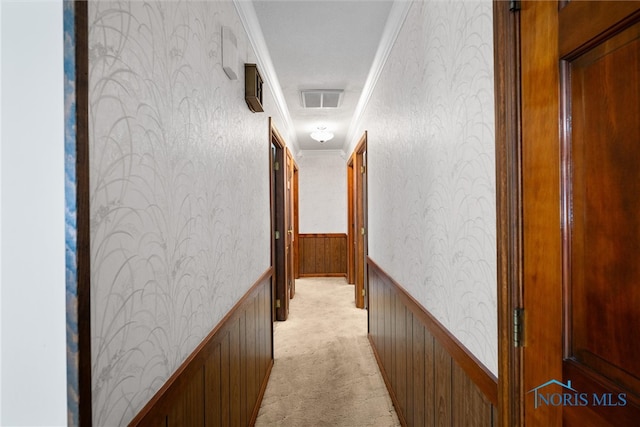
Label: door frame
xmin=493 ymin=1 xmax=524 ymax=426
xmin=269 ymin=118 xmax=289 ymax=321
xmin=66 ymin=2 xmax=92 ymax=424
xmin=293 ymin=160 xmax=300 ymax=281
xmin=353 ymin=132 xmax=368 ymax=309
xmin=285 ymin=148 xmax=298 ymax=299
xmin=347 ymin=156 xmax=355 ymax=284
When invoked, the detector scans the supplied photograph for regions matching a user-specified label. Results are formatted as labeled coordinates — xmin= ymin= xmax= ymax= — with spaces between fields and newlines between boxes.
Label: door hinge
xmin=276 ymin=299 xmax=281 ymax=308
xmin=514 ymin=307 xmax=524 ymax=347
xmin=360 ymin=165 xmax=366 ymax=174
xmin=362 ymin=288 xmax=366 ymax=297
xmin=274 ymin=161 xmax=280 ymax=171
xmin=509 ymin=0 xmax=521 ymax=12
xmin=361 ymin=227 xmax=366 ymax=235
xmin=275 ymin=230 xmax=280 ymax=240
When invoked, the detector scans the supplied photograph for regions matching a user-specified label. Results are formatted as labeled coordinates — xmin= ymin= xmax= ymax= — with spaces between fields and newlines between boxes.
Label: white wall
xmin=0 ymin=1 xmax=67 ymax=425
xmin=355 ymin=0 xmax=497 ymax=375
xmin=1 ymin=2 xmax=3 ymax=422
xmin=297 ymin=151 xmax=347 ymax=233
xmin=88 ymin=2 xmax=288 ymax=424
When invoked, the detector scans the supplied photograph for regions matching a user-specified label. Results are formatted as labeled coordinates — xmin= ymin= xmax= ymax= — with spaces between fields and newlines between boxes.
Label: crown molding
xmin=343 ymin=0 xmax=412 ymax=156
xmin=233 ymin=0 xmax=300 ymax=156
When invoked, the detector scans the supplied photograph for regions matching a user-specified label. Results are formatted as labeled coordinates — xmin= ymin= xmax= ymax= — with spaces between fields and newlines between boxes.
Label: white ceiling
xmin=238 ymin=0 xmax=399 ymax=155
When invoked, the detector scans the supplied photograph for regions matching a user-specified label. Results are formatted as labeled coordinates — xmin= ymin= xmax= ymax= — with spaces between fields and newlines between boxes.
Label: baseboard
xmin=368 ymin=335 xmax=408 ymax=426
xmin=299 ymin=273 xmax=347 ymax=278
xmin=128 ymin=268 xmax=273 ymax=426
xmin=250 ymin=358 xmax=273 ymax=425
xmin=367 ymin=258 xmax=498 ymax=426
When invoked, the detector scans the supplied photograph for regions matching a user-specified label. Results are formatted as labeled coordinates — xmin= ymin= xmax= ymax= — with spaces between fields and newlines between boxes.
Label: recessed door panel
xmin=560 ymin=4 xmax=640 ymax=424
xmin=567 ymin=22 xmax=640 ymax=391
xmin=521 ymin=1 xmax=640 ymax=425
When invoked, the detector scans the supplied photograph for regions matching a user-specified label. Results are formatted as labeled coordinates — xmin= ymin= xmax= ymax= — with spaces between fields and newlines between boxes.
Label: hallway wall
xmin=88 ymin=2 xmax=287 ymax=425
xmin=0 ymin=2 xmax=67 ymax=425
xmin=353 ymin=0 xmax=497 ymax=375
xmin=297 ymin=150 xmax=347 ymax=233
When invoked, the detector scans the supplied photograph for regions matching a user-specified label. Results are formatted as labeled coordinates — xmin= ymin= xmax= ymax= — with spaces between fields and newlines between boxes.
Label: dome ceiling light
xmin=310 ymin=126 xmax=334 ymax=143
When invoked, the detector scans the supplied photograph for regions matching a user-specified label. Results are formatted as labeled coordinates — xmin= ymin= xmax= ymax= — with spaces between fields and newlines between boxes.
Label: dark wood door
xmin=521 ymin=1 xmax=640 ymax=425
xmin=354 ymin=133 xmax=367 ymax=309
xmin=270 ymin=120 xmax=288 ymax=321
xmin=285 ymin=149 xmax=295 ymax=300
xmin=347 ymin=158 xmax=355 ymax=285
xmin=293 ymin=163 xmax=299 ymax=281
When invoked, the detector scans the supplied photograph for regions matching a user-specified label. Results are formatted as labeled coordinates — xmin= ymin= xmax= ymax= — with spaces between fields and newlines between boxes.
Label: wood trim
xmin=129 ymin=268 xmax=273 ymax=426
xmin=346 ymin=157 xmax=355 ymax=284
xmin=520 ymin=2 xmax=564 ymax=425
xmin=74 ymin=2 xmax=92 ymax=425
xmin=353 ymin=131 xmax=367 ymax=157
xmin=368 ymin=339 xmax=408 ymax=426
xmin=299 ymin=273 xmax=346 ymax=278
xmin=298 ymin=233 xmax=347 ymax=277
xmin=285 ymin=148 xmax=295 ymax=299
xmin=293 ymin=162 xmax=299 ymax=279
xmin=300 ymin=233 xmax=347 ymax=238
xmin=493 ymin=1 xmax=523 ymax=426
xmin=354 ymin=133 xmax=367 ymax=308
xmin=558 ymin=1 xmax=640 ymax=58
xmin=268 ymin=117 xmax=277 ymax=323
xmin=250 ymin=357 xmax=274 ymax=423
xmin=368 ymin=258 xmax=498 ymax=408
xmin=270 ymin=119 xmax=288 ymax=321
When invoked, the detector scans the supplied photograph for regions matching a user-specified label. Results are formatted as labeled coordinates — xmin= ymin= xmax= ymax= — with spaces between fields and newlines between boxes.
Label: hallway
xmin=2 ymin=1 xmax=501 ymax=425
xmin=256 ymin=278 xmax=400 ymax=426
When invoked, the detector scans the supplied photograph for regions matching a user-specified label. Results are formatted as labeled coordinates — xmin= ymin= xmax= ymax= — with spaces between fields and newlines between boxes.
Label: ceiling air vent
xmin=301 ymin=90 xmax=343 ymax=109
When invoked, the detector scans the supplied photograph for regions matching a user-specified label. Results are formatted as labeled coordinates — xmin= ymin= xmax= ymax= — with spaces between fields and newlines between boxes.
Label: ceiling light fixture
xmin=310 ymin=126 xmax=334 ymax=143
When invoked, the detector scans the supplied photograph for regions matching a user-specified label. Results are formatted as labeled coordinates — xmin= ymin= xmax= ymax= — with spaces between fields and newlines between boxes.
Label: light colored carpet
xmin=255 ymin=277 xmax=401 ymax=427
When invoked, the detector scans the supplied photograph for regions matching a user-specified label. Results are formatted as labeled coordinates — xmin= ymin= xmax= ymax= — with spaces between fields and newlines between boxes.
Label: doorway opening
xmin=269 ymin=118 xmax=289 ymax=321
xmin=348 ymin=132 xmax=368 ymax=309
xmin=269 ymin=118 xmax=299 ymax=321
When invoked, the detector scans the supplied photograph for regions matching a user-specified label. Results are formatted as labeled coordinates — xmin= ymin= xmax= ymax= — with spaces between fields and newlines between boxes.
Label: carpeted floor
xmin=255 ymin=277 xmax=401 ymax=427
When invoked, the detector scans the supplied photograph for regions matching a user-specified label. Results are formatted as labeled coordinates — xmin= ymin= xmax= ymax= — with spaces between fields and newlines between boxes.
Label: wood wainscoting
xmin=368 ymin=259 xmax=498 ymax=426
xmin=129 ymin=268 xmax=273 ymax=427
xmin=298 ymin=233 xmax=347 ymax=277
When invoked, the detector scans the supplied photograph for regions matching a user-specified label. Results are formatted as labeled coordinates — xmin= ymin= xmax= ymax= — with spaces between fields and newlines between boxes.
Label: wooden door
xmin=361 ymin=148 xmax=368 ymax=309
xmin=354 ymin=133 xmax=367 ymax=309
xmin=521 ymin=2 xmax=640 ymax=425
xmin=285 ymin=149 xmax=296 ymax=300
xmin=293 ymin=162 xmax=299 ymax=281
xmin=270 ymin=119 xmax=288 ymax=321
xmin=347 ymin=157 xmax=355 ymax=285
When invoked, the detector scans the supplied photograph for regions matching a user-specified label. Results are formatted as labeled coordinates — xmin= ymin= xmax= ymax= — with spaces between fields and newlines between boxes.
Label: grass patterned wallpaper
xmin=357 ymin=0 xmax=497 ymax=375
xmin=88 ymin=1 xmax=282 ymax=424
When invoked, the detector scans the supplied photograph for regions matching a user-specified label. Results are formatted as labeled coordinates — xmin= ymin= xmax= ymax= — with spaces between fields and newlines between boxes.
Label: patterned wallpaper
xmin=297 ymin=151 xmax=347 ymax=233
xmin=357 ymin=0 xmax=497 ymax=375
xmin=88 ymin=1 xmax=284 ymax=424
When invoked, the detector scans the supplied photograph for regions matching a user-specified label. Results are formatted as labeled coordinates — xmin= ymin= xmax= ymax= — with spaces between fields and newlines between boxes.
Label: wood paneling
xmin=129 ymin=268 xmax=273 ymax=427
xmin=368 ymin=259 xmax=497 ymax=427
xmin=298 ymin=233 xmax=347 ymax=277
